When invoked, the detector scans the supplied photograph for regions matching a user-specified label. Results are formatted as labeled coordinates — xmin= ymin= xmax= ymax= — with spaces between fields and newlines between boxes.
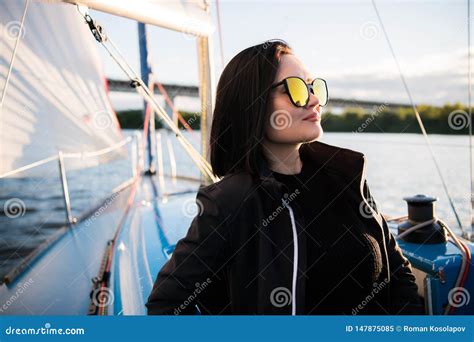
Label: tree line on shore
xmin=115 ymin=102 xmax=470 ymax=135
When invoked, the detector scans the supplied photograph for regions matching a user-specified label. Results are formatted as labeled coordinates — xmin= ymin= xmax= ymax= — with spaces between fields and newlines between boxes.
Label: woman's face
xmin=265 ymin=54 xmax=323 ymax=144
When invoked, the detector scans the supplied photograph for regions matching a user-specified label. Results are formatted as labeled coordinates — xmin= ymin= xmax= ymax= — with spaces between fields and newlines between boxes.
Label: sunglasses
xmin=270 ymin=76 xmax=328 ymax=107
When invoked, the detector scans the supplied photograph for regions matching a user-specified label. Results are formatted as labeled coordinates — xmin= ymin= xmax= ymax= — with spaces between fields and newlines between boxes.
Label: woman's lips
xmin=302 ymin=113 xmax=321 ymax=122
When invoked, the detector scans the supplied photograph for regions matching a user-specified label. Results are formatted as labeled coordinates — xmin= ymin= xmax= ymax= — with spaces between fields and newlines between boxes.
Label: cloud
xmin=326 ymin=48 xmax=470 ymax=105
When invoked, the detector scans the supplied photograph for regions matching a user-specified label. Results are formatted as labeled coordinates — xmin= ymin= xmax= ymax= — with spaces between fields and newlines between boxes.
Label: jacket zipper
xmin=282 ymin=199 xmax=298 ymax=316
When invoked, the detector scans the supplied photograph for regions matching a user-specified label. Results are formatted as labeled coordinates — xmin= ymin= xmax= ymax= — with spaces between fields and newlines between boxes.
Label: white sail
xmin=62 ymin=0 xmax=213 ymax=37
xmin=0 ymin=1 xmax=123 ymax=176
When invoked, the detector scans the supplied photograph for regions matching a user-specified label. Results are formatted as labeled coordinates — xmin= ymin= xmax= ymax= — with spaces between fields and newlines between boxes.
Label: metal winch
xmin=397 ymin=194 xmax=448 ymax=244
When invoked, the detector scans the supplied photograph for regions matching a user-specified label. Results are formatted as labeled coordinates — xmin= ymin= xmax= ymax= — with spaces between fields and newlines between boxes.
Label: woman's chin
xmin=301 ymin=125 xmax=323 ymax=143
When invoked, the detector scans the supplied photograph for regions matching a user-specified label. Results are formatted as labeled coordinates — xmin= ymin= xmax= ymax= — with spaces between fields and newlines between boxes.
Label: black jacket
xmin=146 ymin=140 xmax=423 ymax=315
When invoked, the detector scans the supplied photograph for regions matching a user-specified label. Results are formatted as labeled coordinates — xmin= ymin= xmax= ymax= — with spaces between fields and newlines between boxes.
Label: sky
xmin=91 ymin=0 xmax=471 ymax=110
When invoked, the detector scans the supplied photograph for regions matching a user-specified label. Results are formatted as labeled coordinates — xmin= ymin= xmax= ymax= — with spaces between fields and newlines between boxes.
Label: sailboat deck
xmin=0 ymin=175 xmax=201 ymax=315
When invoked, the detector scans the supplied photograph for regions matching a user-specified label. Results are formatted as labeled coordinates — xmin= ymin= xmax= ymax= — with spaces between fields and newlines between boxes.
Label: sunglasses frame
xmin=270 ymin=76 xmax=328 ymax=107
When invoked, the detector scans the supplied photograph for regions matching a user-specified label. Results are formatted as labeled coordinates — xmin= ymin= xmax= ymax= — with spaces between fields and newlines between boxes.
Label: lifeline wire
xmin=372 ymin=0 xmax=466 ymax=237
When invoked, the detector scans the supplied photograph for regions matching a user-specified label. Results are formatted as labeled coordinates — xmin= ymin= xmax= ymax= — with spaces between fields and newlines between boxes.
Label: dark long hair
xmin=210 ymin=40 xmax=292 ymax=178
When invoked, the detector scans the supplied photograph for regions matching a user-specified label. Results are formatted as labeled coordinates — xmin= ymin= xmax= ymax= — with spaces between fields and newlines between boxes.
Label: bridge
xmin=107 ymin=79 xmax=412 ymax=113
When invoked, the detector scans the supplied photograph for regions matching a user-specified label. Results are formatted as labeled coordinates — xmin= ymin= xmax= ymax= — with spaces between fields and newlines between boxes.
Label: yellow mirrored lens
xmin=286 ymin=77 xmax=308 ymax=107
xmin=312 ymin=79 xmax=327 ymax=106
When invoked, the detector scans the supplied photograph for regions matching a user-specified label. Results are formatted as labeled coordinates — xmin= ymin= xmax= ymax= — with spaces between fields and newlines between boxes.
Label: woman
xmin=146 ymin=40 xmax=423 ymax=315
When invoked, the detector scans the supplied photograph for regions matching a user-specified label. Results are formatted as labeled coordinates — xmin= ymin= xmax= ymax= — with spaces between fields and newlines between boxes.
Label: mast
xmin=197 ymin=36 xmax=216 ymax=184
xmin=138 ymin=22 xmax=156 ymax=175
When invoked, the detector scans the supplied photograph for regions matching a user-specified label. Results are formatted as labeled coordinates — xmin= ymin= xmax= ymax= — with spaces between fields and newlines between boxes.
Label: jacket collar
xmin=302 ymin=140 xmax=385 ymax=239
xmin=258 ymin=140 xmax=367 ymax=188
xmin=299 ymin=140 xmax=366 ymax=186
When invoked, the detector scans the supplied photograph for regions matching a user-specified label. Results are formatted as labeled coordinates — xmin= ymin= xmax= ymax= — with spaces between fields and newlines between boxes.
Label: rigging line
xmin=136 ymin=77 xmax=213 ymax=178
xmin=104 ymin=38 xmax=216 ymax=179
xmin=468 ymin=0 xmax=473 ymax=240
xmin=134 ymin=83 xmax=216 ymax=178
xmin=103 ymin=30 xmax=214 ymax=177
xmin=215 ymin=0 xmax=225 ymax=69
xmin=153 ymin=79 xmax=201 ymax=145
xmin=0 ymin=136 xmax=132 ymax=178
xmin=78 ymin=9 xmax=218 ymax=182
xmin=371 ymin=0 xmax=466 ymax=237
xmin=0 ymin=0 xmax=29 ymax=107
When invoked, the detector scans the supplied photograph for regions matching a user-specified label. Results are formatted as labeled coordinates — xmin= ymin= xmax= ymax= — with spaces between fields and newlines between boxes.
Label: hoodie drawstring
xmin=282 ymin=198 xmax=298 ymax=316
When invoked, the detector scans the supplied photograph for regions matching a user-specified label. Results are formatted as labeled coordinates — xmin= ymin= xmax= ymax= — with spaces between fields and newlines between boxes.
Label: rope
xmin=395 ymin=218 xmax=437 ymax=240
xmin=393 ymin=217 xmax=470 ymax=314
xmin=62 ymin=136 xmax=131 ymax=158
xmin=154 ymin=80 xmax=201 ymax=145
xmin=0 ymin=137 xmax=133 ymax=178
xmin=0 ymin=155 xmax=58 ymax=178
xmin=78 ymin=10 xmax=218 ymax=183
xmin=439 ymin=219 xmax=471 ymax=314
xmin=215 ymin=0 xmax=225 ymax=69
xmin=372 ymin=0 xmax=466 ymax=237
xmin=0 ymin=0 xmax=29 ymax=107
xmin=98 ymin=14 xmax=215 ymax=180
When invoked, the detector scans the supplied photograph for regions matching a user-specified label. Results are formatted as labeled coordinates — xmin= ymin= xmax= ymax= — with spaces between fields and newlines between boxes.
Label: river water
xmin=0 ymin=130 xmax=471 ymax=280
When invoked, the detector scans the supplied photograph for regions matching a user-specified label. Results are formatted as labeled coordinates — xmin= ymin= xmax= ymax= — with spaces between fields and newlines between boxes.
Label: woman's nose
xmin=307 ymin=91 xmax=320 ymax=108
